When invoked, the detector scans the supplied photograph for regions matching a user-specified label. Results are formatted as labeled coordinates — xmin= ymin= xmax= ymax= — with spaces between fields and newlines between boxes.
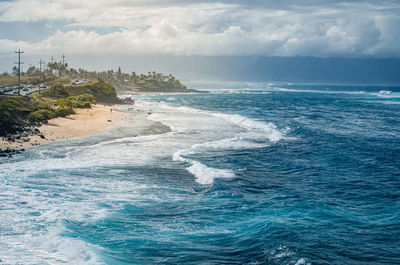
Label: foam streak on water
xmin=1 ymin=82 xmax=400 ymax=264
xmin=140 ymin=100 xmax=284 ymax=184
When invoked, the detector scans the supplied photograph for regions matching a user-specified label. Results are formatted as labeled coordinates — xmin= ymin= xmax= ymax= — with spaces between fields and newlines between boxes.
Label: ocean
xmin=1 ymin=82 xmax=399 ymax=264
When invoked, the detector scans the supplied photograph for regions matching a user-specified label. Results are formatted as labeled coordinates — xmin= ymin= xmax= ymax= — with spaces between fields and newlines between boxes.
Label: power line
xmin=49 ymin=56 xmax=55 ymax=64
xmin=14 ymin=49 xmax=24 ymax=96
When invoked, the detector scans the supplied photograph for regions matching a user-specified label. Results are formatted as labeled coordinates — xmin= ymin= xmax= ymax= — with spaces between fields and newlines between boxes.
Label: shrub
xmin=30 ymin=109 xmax=56 ymax=121
xmin=55 ymin=97 xmax=74 ymax=107
xmin=0 ymin=99 xmax=21 ymax=111
xmin=40 ymin=103 xmax=53 ymax=110
xmin=55 ymin=106 xmax=74 ymax=117
xmin=73 ymin=101 xmax=91 ymax=108
xmin=76 ymin=94 xmax=96 ymax=104
xmin=55 ymin=95 xmax=93 ymax=108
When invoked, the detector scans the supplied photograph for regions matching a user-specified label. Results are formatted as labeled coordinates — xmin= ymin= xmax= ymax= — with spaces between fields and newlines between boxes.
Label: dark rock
xmin=0 ymin=147 xmax=23 ymax=158
xmin=120 ymin=97 xmax=135 ymax=105
xmin=40 ymin=134 xmax=45 ymax=139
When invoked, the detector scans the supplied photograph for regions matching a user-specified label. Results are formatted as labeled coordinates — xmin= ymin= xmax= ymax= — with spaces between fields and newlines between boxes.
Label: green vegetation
xmin=4 ymin=59 xmax=190 ymax=93
xmin=0 ymin=91 xmax=98 ymax=135
xmin=39 ymin=78 xmax=118 ymax=103
xmin=1 ymin=62 xmax=194 ymax=137
xmin=0 ymin=96 xmax=39 ymax=112
xmin=66 ymin=80 xmax=116 ymax=99
xmin=27 ymin=102 xmax=74 ymax=121
xmin=134 ymin=77 xmax=187 ymax=92
xmin=96 ymin=70 xmax=189 ymax=92
xmin=0 ymin=96 xmax=49 ymax=134
xmin=55 ymin=94 xmax=96 ymax=108
xmin=41 ymin=63 xmax=190 ymax=92
xmin=29 ymin=108 xmax=57 ymax=121
xmin=55 ymin=106 xmax=75 ymax=117
xmin=0 ymin=98 xmax=22 ymax=111
xmin=0 ymin=78 xmax=105 ymax=134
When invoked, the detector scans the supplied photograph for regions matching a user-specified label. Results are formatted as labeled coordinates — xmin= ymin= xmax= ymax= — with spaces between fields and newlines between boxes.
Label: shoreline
xmin=0 ymin=104 xmax=123 ymax=150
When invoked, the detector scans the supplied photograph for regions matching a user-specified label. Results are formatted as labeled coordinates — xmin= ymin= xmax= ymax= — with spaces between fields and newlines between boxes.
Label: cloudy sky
xmin=0 ymin=0 xmax=400 ymax=73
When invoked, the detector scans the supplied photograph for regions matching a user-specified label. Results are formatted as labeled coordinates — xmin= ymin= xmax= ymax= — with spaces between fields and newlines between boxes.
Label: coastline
xmin=0 ymin=104 xmax=122 ymax=150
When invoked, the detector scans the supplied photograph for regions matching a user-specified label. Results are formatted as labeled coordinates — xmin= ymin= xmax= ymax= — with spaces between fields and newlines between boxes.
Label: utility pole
xmin=61 ymin=54 xmax=66 ymax=76
xmin=48 ymin=56 xmax=55 ymax=75
xmin=38 ymin=59 xmax=45 ymax=93
xmin=14 ymin=49 xmax=24 ymax=96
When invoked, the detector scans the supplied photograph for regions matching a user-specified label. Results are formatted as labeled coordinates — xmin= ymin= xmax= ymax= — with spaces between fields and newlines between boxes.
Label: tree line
xmin=3 ymin=62 xmax=183 ymax=90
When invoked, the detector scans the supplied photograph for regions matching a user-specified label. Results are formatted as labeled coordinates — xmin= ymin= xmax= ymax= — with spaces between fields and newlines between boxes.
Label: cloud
xmin=0 ymin=0 xmax=399 ymax=57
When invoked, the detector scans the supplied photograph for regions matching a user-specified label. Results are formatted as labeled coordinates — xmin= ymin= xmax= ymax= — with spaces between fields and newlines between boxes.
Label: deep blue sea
xmin=1 ymin=82 xmax=400 ymax=264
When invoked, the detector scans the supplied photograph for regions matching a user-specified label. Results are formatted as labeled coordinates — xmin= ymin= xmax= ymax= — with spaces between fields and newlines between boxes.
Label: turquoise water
xmin=1 ymin=82 xmax=399 ymax=264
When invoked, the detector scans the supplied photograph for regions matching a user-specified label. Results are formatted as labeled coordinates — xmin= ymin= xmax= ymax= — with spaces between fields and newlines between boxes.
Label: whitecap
xmin=161 ymin=104 xmax=285 ymax=184
xmin=187 ymin=161 xmax=235 ymax=185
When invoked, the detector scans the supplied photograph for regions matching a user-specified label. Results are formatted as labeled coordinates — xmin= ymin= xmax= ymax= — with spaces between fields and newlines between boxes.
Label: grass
xmin=0 ymin=75 xmax=41 ymax=87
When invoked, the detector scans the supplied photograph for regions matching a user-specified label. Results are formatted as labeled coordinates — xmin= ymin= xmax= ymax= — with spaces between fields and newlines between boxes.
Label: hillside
xmin=92 ymin=71 xmax=197 ymax=92
xmin=0 ymin=77 xmax=121 ymax=139
xmin=41 ymin=79 xmax=120 ymax=103
xmin=43 ymin=62 xmax=197 ymax=92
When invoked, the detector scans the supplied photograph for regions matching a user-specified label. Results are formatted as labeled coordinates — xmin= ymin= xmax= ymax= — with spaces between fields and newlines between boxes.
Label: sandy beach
xmin=0 ymin=104 xmax=122 ymax=150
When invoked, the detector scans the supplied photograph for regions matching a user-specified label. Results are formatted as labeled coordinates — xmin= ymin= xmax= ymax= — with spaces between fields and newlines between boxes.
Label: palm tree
xmin=12 ymin=66 xmax=18 ymax=76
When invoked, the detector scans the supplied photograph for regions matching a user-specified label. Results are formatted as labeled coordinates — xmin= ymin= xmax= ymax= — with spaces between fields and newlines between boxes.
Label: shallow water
xmin=1 ymin=82 xmax=399 ymax=264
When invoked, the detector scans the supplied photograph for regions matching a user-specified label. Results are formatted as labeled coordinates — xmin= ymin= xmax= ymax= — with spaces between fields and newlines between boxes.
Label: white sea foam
xmin=295 ymin=258 xmax=311 ymax=265
xmin=379 ymin=90 xmax=392 ymax=94
xmin=375 ymin=91 xmax=400 ymax=98
xmin=187 ymin=161 xmax=235 ymax=185
xmin=0 ymin=225 xmax=102 ymax=264
xmin=152 ymin=102 xmax=286 ymax=184
xmin=264 ymin=85 xmax=369 ymax=95
xmin=209 ymin=88 xmax=271 ymax=94
xmin=1 ymin=102 xmax=283 ymax=185
xmin=210 ymin=113 xmax=283 ymax=142
xmin=0 ymin=95 xmax=287 ymax=263
xmin=0 ymin=157 xmax=170 ymax=264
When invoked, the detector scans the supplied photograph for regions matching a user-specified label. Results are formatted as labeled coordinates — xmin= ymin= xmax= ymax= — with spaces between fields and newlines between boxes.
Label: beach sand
xmin=0 ymin=105 xmax=122 ymax=150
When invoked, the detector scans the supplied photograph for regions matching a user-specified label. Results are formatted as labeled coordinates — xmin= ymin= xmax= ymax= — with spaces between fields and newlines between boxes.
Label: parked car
xmin=39 ymin=84 xmax=46 ymax=89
